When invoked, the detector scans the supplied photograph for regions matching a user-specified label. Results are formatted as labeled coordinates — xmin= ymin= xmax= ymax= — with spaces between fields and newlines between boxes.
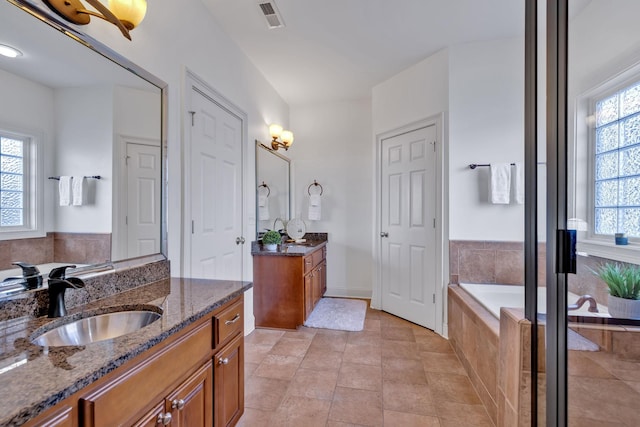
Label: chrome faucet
xmin=568 ymin=295 xmax=599 ymax=313
xmin=47 ymin=265 xmax=85 ymax=318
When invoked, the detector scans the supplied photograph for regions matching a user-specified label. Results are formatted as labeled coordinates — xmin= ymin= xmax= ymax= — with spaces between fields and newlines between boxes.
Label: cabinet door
xmin=167 ymin=361 xmax=213 ymax=427
xmin=213 ymin=333 xmax=244 ymax=427
xmin=304 ymin=272 xmax=314 ymax=319
xmin=319 ymin=260 xmax=327 ymax=296
xmin=132 ymin=402 xmax=166 ymax=427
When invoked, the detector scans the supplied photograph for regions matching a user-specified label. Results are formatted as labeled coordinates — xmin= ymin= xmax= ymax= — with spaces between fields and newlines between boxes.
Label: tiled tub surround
xmin=0 ymin=232 xmax=111 ymax=270
xmin=448 ymin=284 xmax=500 ymax=425
xmin=0 ymin=257 xmax=170 ymax=321
xmin=0 ymin=276 xmax=252 ymax=426
xmin=450 ymin=239 xmax=636 ymax=310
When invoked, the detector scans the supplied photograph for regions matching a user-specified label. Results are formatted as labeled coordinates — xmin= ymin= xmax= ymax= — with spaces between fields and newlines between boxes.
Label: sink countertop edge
xmin=0 ymin=277 xmax=252 ymax=427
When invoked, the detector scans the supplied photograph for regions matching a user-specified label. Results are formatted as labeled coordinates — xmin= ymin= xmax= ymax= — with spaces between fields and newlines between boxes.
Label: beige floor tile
xmin=269 ymin=395 xmax=331 ymax=427
xmin=383 ymin=410 xmax=441 ymax=427
xmin=328 ymin=386 xmax=383 ymax=427
xmin=269 ymin=336 xmax=312 ymax=358
xmin=382 ymin=357 xmax=427 ymax=384
xmin=343 ymin=343 xmax=382 ymax=366
xmin=245 ymin=329 xmax=285 ymax=346
xmin=380 ymin=341 xmax=420 ymax=360
xmin=310 ymin=331 xmax=349 ymax=352
xmin=244 ymin=376 xmax=290 ymax=411
xmin=421 ymin=351 xmax=467 ymax=375
xmin=235 ymin=407 xmax=275 ymax=427
xmin=337 ymin=362 xmax=383 ymax=391
xmin=381 ymin=326 xmax=416 ymax=342
xmin=382 ymin=382 xmax=437 ymax=416
xmin=254 ymin=354 xmax=303 ymax=380
xmin=435 ymin=401 xmax=494 ymax=426
xmin=427 ymin=372 xmax=482 ymax=405
xmin=300 ymin=347 xmax=344 ymax=372
xmin=286 ymin=367 xmax=338 ymax=400
xmin=240 ymin=300 xmax=491 ymax=427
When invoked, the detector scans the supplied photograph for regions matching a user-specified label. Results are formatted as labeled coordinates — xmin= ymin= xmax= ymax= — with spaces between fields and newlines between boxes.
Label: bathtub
xmin=459 ymin=283 xmax=610 ymax=319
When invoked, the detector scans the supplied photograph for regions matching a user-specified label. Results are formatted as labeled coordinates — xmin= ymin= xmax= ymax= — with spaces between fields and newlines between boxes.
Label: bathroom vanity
xmin=251 ymin=236 xmax=327 ymax=329
xmin=0 ymin=270 xmax=250 ymax=427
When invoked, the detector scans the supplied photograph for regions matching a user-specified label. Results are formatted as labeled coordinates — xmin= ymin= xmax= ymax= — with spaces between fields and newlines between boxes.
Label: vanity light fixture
xmin=0 ymin=44 xmax=22 ymax=58
xmin=269 ymin=123 xmax=294 ymax=151
xmin=42 ymin=0 xmax=147 ymax=41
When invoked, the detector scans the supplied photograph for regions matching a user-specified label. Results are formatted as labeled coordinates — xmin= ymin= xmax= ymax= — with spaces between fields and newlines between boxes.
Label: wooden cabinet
xmin=213 ymin=333 xmax=244 ymax=427
xmin=253 ymin=244 xmax=327 ymax=329
xmin=24 ymin=296 xmax=244 ymax=427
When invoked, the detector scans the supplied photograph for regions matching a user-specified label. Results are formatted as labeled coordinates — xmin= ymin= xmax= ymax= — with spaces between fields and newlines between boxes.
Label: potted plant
xmin=261 ymin=230 xmax=281 ymax=251
xmin=594 ymin=262 xmax=640 ymax=319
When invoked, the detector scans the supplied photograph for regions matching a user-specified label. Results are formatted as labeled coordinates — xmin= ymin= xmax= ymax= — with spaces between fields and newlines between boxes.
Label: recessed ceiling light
xmin=0 ymin=44 xmax=23 ymax=58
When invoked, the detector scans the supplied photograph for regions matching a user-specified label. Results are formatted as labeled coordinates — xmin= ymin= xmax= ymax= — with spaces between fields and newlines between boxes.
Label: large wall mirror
xmin=0 ymin=0 xmax=167 ymax=285
xmin=255 ymin=141 xmax=290 ymax=237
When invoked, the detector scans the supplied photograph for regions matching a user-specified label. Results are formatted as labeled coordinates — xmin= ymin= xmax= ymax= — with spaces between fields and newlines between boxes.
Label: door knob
xmin=235 ymin=236 xmax=245 ymax=245
xmin=380 ymin=232 xmax=389 ymax=238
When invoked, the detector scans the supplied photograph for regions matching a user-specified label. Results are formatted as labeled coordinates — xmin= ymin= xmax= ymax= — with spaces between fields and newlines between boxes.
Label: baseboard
xmin=324 ymin=287 xmax=372 ymax=299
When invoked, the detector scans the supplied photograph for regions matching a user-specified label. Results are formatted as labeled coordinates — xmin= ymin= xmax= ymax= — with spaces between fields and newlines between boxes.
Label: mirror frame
xmin=5 ymin=0 xmax=169 ymax=271
xmin=255 ymin=140 xmax=291 ymax=238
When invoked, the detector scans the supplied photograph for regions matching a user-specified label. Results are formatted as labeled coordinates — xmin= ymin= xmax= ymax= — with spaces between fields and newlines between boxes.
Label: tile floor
xmin=238 ymin=302 xmax=493 ymax=427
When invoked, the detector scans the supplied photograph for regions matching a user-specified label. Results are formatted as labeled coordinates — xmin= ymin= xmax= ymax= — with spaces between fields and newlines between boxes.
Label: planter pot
xmin=264 ymin=243 xmax=278 ymax=251
xmin=608 ymin=294 xmax=640 ymax=319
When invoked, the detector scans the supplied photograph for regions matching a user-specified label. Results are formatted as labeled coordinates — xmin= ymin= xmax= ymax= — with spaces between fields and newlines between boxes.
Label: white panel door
xmin=126 ymin=142 xmax=161 ymax=258
xmin=381 ymin=125 xmax=437 ymax=329
xmin=189 ymin=89 xmax=243 ymax=280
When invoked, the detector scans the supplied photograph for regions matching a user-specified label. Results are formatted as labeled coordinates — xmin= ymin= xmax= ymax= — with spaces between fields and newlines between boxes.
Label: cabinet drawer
xmin=312 ymin=248 xmax=324 ymax=267
xmin=215 ymin=299 xmax=243 ymax=347
xmin=303 ymin=254 xmax=314 ymax=274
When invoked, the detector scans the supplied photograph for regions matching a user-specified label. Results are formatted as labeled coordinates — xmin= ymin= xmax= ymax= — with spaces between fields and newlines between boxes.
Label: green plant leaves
xmin=594 ymin=263 xmax=640 ymax=300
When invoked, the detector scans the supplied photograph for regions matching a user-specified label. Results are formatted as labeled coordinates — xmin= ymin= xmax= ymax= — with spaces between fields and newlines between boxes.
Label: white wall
xmin=448 ymin=38 xmax=525 ymax=241
xmin=289 ymin=98 xmax=373 ymax=297
xmin=372 ymin=49 xmax=449 ymax=136
xmin=0 ymin=68 xmax=54 ymax=237
xmin=71 ymin=0 xmax=290 ymax=279
xmin=54 ymin=86 xmax=113 ymax=233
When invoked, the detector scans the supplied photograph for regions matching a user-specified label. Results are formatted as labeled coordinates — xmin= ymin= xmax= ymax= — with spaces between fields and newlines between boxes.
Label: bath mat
xmin=304 ymin=298 xmax=367 ymax=332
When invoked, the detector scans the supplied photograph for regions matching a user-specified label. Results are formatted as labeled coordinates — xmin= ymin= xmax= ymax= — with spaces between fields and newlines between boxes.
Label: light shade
xmin=108 ymin=0 xmax=147 ymax=29
xmin=280 ymin=130 xmax=294 ymax=146
xmin=269 ymin=124 xmax=283 ymax=139
xmin=0 ymin=44 xmax=22 ymax=58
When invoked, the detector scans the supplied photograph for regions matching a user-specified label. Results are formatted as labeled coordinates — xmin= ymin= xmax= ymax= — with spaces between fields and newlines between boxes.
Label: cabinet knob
xmin=157 ymin=412 xmax=172 ymax=425
xmin=218 ymin=357 xmax=229 ymax=365
xmin=171 ymin=399 xmax=185 ymax=410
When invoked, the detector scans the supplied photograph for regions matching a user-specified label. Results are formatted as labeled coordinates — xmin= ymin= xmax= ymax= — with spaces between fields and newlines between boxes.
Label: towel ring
xmin=307 ymin=180 xmax=323 ymax=196
xmin=258 ymin=181 xmax=271 ymax=197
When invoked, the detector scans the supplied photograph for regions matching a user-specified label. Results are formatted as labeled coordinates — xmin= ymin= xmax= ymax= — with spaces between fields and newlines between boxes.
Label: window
xmin=593 ymin=80 xmax=640 ymax=238
xmin=0 ymin=134 xmax=26 ymax=229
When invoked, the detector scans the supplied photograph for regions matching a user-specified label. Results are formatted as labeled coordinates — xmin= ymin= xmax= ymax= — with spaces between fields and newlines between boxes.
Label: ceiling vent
xmin=258 ymin=1 xmax=285 ymax=29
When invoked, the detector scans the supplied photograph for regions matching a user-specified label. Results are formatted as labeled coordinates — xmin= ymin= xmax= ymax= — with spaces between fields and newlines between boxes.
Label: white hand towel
xmin=490 ymin=163 xmax=511 ymax=204
xmin=58 ymin=176 xmax=72 ymax=206
xmin=72 ymin=176 xmax=85 ymax=206
xmin=514 ymin=162 xmax=524 ymax=204
xmin=308 ymin=195 xmax=322 ymax=221
xmin=258 ymin=195 xmax=270 ymax=221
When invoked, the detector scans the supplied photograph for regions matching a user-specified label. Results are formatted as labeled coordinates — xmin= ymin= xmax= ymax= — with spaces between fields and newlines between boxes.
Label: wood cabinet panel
xmin=132 ymin=402 xmax=165 ymax=427
xmin=167 ymin=361 xmax=213 ymax=427
xmin=215 ymin=299 xmax=243 ymax=347
xmin=214 ymin=333 xmax=244 ymax=427
xmin=23 ymin=405 xmax=75 ymax=427
xmin=80 ymin=321 xmax=212 ymax=427
xmin=253 ymin=245 xmax=326 ymax=329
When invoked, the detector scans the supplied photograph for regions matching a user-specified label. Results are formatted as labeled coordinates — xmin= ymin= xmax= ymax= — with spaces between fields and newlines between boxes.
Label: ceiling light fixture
xmin=42 ymin=0 xmax=147 ymax=41
xmin=269 ymin=124 xmax=294 ymax=151
xmin=0 ymin=44 xmax=22 ymax=58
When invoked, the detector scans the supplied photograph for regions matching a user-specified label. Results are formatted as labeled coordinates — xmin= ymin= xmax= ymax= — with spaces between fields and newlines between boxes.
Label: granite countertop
xmin=251 ymin=240 xmax=327 ymax=256
xmin=0 ymin=277 xmax=252 ymax=427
